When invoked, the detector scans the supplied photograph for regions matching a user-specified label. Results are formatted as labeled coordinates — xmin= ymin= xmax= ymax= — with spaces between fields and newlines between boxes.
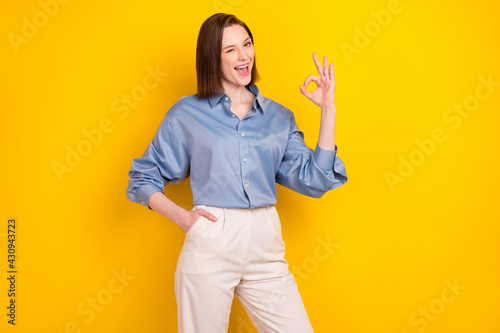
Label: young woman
xmin=127 ymin=13 xmax=347 ymax=332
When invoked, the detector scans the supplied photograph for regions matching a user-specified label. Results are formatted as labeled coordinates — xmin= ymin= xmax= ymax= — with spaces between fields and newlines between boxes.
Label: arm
xmin=275 ymin=111 xmax=347 ymax=197
xmin=299 ymin=52 xmax=337 ymax=151
xmin=126 ymin=112 xmax=216 ymax=233
xmin=318 ymin=105 xmax=336 ymax=150
xmin=275 ymin=52 xmax=347 ymax=197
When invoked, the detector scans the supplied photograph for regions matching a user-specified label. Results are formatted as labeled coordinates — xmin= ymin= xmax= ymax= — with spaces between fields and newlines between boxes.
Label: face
xmin=220 ymin=24 xmax=255 ymax=90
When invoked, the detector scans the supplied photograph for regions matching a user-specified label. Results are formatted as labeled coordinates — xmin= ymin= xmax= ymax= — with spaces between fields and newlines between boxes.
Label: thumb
xmin=299 ymin=85 xmax=310 ymax=98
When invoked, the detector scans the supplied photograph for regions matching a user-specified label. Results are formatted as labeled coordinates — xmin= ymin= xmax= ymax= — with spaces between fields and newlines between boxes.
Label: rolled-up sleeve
xmin=126 ymin=113 xmax=190 ymax=209
xmin=275 ymin=112 xmax=348 ymax=198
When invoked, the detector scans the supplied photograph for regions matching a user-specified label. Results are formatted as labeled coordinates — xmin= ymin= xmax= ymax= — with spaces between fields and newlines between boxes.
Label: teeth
xmin=235 ymin=65 xmax=248 ymax=69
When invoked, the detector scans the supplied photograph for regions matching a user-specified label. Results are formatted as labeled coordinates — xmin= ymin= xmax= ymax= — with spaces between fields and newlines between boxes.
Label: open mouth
xmin=234 ymin=64 xmax=250 ymax=76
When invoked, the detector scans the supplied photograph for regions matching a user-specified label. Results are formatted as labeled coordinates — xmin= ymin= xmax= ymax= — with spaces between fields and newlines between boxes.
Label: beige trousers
xmin=174 ymin=205 xmax=314 ymax=333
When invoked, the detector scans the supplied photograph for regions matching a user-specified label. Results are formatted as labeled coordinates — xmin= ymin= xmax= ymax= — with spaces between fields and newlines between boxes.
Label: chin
xmin=230 ymin=79 xmax=251 ymax=88
xmin=223 ymin=74 xmax=252 ymax=88
xmin=239 ymin=76 xmax=252 ymax=85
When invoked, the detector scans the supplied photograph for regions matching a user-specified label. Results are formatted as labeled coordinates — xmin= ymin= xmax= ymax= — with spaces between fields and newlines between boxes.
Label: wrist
xmin=320 ymin=104 xmax=336 ymax=113
xmin=177 ymin=208 xmax=191 ymax=224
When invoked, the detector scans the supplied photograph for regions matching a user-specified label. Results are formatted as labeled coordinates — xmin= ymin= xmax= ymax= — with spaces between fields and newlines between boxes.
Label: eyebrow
xmin=222 ymin=36 xmax=251 ymax=50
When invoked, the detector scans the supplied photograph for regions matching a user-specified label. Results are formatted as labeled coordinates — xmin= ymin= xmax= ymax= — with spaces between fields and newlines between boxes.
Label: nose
xmin=237 ymin=47 xmax=249 ymax=61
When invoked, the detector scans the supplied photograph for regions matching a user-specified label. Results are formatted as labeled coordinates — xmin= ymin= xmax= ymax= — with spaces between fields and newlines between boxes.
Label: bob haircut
xmin=196 ymin=13 xmax=260 ymax=98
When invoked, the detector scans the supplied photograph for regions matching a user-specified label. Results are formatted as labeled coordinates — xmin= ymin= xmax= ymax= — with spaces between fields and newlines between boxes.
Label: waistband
xmin=192 ymin=204 xmax=275 ymax=214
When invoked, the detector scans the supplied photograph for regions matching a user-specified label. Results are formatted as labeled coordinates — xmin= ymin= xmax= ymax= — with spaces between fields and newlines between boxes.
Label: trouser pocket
xmin=177 ymin=205 xmax=227 ymax=274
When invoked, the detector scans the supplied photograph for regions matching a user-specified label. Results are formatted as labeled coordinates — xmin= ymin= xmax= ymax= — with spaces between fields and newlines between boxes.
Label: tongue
xmin=236 ymin=67 xmax=247 ymax=73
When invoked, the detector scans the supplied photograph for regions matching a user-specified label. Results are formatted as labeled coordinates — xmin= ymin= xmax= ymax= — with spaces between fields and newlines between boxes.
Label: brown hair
xmin=196 ymin=13 xmax=260 ymax=98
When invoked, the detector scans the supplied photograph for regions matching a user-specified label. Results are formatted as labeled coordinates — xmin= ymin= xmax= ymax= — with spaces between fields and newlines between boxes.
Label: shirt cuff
xmin=127 ymin=184 xmax=164 ymax=210
xmin=313 ymin=143 xmax=338 ymax=171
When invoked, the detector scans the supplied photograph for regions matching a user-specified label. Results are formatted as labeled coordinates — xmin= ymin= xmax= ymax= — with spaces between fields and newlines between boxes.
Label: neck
xmin=222 ymin=82 xmax=253 ymax=104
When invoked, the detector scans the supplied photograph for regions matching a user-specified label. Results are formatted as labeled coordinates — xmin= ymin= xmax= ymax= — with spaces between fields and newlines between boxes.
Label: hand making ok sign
xmin=299 ymin=52 xmax=336 ymax=109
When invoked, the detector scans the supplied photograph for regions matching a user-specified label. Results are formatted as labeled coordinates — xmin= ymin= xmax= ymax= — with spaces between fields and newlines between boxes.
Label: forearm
xmin=317 ymin=104 xmax=337 ymax=150
xmin=148 ymin=191 xmax=189 ymax=227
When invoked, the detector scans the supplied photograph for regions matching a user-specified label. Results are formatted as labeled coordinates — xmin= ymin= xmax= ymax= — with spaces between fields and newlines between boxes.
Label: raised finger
xmin=329 ymin=63 xmax=334 ymax=80
xmin=323 ymin=55 xmax=329 ymax=77
xmin=312 ymin=53 xmax=323 ymax=76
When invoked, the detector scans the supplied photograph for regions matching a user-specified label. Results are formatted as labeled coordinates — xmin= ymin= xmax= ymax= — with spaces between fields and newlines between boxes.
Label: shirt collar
xmin=208 ymin=84 xmax=266 ymax=113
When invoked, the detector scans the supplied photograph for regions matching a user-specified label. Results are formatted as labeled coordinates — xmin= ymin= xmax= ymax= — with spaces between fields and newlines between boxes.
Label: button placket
xmin=238 ymin=121 xmax=251 ymax=201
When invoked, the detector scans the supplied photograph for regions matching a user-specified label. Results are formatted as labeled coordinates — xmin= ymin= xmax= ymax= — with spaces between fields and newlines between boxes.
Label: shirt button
xmin=243 ymin=158 xmax=247 ymax=162
xmin=225 ymin=97 xmax=229 ymax=101
xmin=241 ymin=133 xmax=245 ymax=136
xmin=232 ymin=114 xmax=235 ymax=117
xmin=245 ymin=184 xmax=249 ymax=188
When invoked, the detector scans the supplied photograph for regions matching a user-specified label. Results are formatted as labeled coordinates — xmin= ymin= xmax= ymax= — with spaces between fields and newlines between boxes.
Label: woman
xmin=126 ymin=13 xmax=347 ymax=332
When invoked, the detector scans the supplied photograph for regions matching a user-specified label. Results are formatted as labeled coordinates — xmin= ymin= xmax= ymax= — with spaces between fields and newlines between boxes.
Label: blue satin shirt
xmin=126 ymin=84 xmax=347 ymax=209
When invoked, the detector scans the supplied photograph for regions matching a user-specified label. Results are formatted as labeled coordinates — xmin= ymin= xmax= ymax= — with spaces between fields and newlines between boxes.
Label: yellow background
xmin=1 ymin=0 xmax=499 ymax=332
